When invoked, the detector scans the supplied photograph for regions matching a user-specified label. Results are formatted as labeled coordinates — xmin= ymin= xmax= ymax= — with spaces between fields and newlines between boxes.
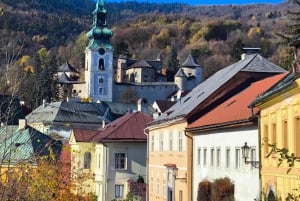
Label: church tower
xmin=85 ymin=0 xmax=113 ymax=102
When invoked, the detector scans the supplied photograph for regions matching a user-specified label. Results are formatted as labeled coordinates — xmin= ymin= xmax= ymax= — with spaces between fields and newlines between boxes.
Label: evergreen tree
xmin=167 ymin=45 xmax=180 ymax=72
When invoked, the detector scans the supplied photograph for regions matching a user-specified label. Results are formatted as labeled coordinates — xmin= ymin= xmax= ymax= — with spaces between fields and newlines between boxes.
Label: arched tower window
xmin=99 ymin=58 xmax=104 ymax=70
xmin=84 ymin=152 xmax=91 ymax=169
xmin=99 ymin=77 xmax=104 ymax=84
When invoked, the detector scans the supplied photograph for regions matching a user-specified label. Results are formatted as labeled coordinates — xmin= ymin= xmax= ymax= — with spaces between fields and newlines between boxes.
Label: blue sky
xmin=104 ymin=0 xmax=286 ymax=5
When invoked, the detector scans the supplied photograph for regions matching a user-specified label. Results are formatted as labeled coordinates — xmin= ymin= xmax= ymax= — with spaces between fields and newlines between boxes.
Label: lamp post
xmin=241 ymin=142 xmax=259 ymax=168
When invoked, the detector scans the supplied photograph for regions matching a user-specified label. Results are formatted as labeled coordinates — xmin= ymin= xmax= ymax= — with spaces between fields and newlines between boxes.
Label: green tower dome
xmin=86 ymin=0 xmax=113 ymax=50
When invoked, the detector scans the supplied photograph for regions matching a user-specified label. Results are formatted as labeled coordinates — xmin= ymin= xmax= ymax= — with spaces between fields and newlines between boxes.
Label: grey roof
xmin=26 ymin=101 xmax=114 ymax=126
xmin=153 ymin=54 xmax=286 ymax=123
xmin=181 ymin=54 xmax=201 ymax=68
xmin=175 ymin=68 xmax=187 ymax=77
xmin=105 ymin=101 xmax=155 ymax=116
xmin=128 ymin=59 xmax=153 ymax=69
xmin=58 ymin=72 xmax=82 ymax=84
xmin=58 ymin=62 xmax=79 ymax=73
xmin=124 ymin=58 xmax=162 ymax=71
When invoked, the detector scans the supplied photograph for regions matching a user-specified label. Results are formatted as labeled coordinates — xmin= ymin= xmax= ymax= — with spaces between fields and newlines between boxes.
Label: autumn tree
xmin=276 ymin=0 xmax=300 ymax=69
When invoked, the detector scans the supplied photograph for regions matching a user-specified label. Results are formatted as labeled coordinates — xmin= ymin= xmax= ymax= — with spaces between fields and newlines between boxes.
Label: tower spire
xmin=86 ymin=0 xmax=113 ymax=50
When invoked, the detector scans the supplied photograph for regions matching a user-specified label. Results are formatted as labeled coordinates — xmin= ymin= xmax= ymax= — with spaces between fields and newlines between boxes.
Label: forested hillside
xmin=0 ymin=0 xmax=298 ymax=108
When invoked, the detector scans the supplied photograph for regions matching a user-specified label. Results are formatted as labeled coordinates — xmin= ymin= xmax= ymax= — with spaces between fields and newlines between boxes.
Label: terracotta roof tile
xmin=187 ymin=73 xmax=288 ymax=129
xmin=92 ymin=111 xmax=153 ymax=142
xmin=73 ymin=129 xmax=97 ymax=142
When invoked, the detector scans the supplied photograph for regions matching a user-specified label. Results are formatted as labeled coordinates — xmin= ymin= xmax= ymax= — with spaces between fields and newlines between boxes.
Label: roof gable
xmin=92 ymin=111 xmax=153 ymax=142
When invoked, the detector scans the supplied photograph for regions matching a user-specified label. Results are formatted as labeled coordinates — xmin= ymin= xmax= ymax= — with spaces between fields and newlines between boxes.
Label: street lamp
xmin=241 ymin=142 xmax=259 ymax=168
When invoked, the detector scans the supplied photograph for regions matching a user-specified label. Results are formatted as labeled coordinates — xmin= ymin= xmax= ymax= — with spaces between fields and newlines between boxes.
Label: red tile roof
xmin=92 ymin=111 xmax=153 ymax=142
xmin=73 ymin=129 xmax=97 ymax=142
xmin=187 ymin=73 xmax=288 ymax=129
xmin=73 ymin=112 xmax=153 ymax=143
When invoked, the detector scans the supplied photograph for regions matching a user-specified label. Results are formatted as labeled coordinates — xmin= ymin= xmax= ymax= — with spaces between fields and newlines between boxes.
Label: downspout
xmin=144 ymin=128 xmax=149 ymax=201
xmin=103 ymin=144 xmax=108 ymax=201
xmin=185 ymin=130 xmax=193 ymax=201
xmin=250 ymin=106 xmax=262 ymax=200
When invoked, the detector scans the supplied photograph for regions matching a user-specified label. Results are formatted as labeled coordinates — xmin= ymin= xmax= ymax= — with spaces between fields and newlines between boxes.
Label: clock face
xmin=99 ymin=48 xmax=105 ymax=55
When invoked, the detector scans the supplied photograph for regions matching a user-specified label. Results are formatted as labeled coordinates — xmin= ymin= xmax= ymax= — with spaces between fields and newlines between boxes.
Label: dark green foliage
xmin=167 ymin=45 xmax=180 ymax=72
xmin=137 ymin=175 xmax=144 ymax=183
xmin=114 ymin=41 xmax=131 ymax=58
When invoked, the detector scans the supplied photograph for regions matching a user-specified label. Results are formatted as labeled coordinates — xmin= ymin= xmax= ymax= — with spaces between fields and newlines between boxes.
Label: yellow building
xmin=250 ymin=35 xmax=300 ymax=201
xmin=252 ymin=73 xmax=300 ymax=200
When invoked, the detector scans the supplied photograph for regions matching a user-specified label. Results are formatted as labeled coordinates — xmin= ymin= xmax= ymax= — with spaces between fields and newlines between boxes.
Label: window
xmin=179 ymin=190 xmax=183 ymax=201
xmin=115 ymin=153 xmax=126 ymax=169
xmin=99 ymin=77 xmax=104 ymax=84
xmin=178 ymin=131 xmax=183 ymax=152
xmin=294 ymin=117 xmax=300 ymax=156
xmin=159 ymin=133 xmax=164 ymax=151
xmin=84 ymin=152 xmax=91 ymax=169
xmin=98 ymin=153 xmax=101 ymax=169
xmin=203 ymin=148 xmax=207 ymax=166
xmin=235 ymin=148 xmax=240 ymax=169
xmin=197 ymin=148 xmax=201 ymax=165
xmin=151 ymin=135 xmax=155 ymax=152
xmin=169 ymin=132 xmax=173 ymax=151
xmin=163 ymin=179 xmax=167 ymax=198
xmin=272 ymin=124 xmax=277 ymax=144
xmin=115 ymin=185 xmax=124 ymax=198
xmin=226 ymin=148 xmax=230 ymax=168
xmin=216 ymin=148 xmax=221 ymax=167
xmin=99 ymin=87 xmax=103 ymax=95
xmin=99 ymin=58 xmax=104 ymax=70
xmin=282 ymin=120 xmax=288 ymax=148
xmin=263 ymin=125 xmax=269 ymax=155
xmin=156 ymin=178 xmax=159 ymax=194
xmin=211 ymin=149 xmax=215 ymax=167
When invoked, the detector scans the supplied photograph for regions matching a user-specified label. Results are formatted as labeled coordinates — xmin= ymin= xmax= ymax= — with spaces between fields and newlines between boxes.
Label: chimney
xmin=19 ymin=119 xmax=27 ymax=129
xmin=137 ymin=98 xmax=143 ymax=112
xmin=102 ymin=120 xmax=105 ymax=128
xmin=241 ymin=48 xmax=261 ymax=60
xmin=43 ymin=99 xmax=46 ymax=108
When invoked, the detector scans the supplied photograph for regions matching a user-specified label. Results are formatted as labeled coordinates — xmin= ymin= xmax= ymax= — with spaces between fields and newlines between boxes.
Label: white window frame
xmin=115 ymin=184 xmax=124 ymax=198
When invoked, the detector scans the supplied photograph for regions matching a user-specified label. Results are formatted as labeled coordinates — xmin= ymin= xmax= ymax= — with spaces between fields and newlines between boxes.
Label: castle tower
xmin=85 ymin=0 xmax=113 ymax=102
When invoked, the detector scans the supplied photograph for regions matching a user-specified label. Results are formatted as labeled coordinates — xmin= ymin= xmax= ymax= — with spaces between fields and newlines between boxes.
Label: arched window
xmin=99 ymin=58 xmax=104 ymax=70
xmin=99 ymin=77 xmax=104 ymax=84
xmin=84 ymin=152 xmax=91 ymax=169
